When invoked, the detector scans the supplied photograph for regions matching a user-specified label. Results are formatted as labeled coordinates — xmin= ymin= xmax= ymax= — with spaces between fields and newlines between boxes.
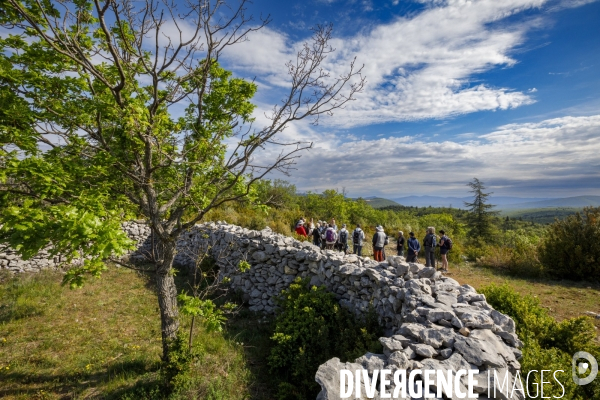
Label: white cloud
xmin=223 ymin=0 xmax=558 ymax=127
xmin=257 ymin=114 xmax=600 ymax=197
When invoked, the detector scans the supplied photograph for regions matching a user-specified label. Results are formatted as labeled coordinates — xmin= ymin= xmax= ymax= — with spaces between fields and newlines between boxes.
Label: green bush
xmin=268 ymin=278 xmax=383 ymax=399
xmin=481 ymin=284 xmax=600 ymax=399
xmin=539 ymin=207 xmax=600 ymax=281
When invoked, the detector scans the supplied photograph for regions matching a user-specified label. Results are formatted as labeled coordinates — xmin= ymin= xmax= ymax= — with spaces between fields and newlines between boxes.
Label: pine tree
xmin=463 ymin=178 xmax=498 ymax=240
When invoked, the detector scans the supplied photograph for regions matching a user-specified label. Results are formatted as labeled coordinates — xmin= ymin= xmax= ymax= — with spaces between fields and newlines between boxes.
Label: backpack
xmin=353 ymin=229 xmax=361 ymax=244
xmin=326 ymin=229 xmax=336 ymax=243
xmin=384 ymin=235 xmax=389 ymax=246
xmin=340 ymin=231 xmax=347 ymax=243
xmin=424 ymin=234 xmax=433 ymax=247
xmin=445 ymin=236 xmax=453 ymax=250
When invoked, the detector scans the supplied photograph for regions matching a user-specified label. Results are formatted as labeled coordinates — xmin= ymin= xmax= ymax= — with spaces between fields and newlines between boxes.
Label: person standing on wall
xmin=353 ymin=224 xmax=365 ymax=256
xmin=406 ymin=232 xmax=420 ymax=263
xmin=397 ymin=231 xmax=405 ymax=257
xmin=372 ymin=225 xmax=387 ymax=262
xmin=423 ymin=227 xmax=437 ymax=269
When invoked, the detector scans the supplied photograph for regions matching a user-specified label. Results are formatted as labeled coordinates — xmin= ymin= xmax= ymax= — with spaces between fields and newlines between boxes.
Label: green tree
xmin=538 ymin=206 xmax=600 ymax=280
xmin=464 ymin=178 xmax=498 ymax=241
xmin=0 ymin=0 xmax=364 ymax=364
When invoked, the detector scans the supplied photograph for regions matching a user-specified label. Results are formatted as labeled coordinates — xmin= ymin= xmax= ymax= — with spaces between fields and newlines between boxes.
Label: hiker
xmin=439 ymin=230 xmax=452 ymax=272
xmin=407 ymin=232 xmax=421 ymax=263
xmin=319 ymin=222 xmax=328 ymax=249
xmin=337 ymin=224 xmax=349 ymax=254
xmin=352 ymin=224 xmax=365 ymax=256
xmin=330 ymin=218 xmax=338 ymax=231
xmin=423 ymin=227 xmax=437 ymax=269
xmin=307 ymin=218 xmax=315 ymax=236
xmin=397 ymin=231 xmax=405 ymax=257
xmin=372 ymin=225 xmax=387 ymax=262
xmin=312 ymin=223 xmax=322 ymax=246
xmin=324 ymin=224 xmax=338 ymax=250
xmin=295 ymin=218 xmax=307 ymax=237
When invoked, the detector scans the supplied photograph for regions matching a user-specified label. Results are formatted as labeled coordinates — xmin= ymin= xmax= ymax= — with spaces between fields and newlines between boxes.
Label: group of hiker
xmin=295 ymin=218 xmax=453 ymax=273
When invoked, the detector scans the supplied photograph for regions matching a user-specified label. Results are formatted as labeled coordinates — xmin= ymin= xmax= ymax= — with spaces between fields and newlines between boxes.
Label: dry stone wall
xmin=1 ymin=220 xmax=525 ymax=399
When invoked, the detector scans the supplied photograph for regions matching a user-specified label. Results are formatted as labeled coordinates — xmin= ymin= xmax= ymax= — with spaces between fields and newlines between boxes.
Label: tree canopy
xmin=0 ymin=0 xmax=364 ymax=363
xmin=464 ymin=178 xmax=498 ymax=240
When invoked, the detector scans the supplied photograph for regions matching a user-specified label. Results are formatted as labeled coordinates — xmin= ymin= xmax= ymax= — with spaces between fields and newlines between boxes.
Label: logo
xmin=572 ymin=351 xmax=598 ymax=386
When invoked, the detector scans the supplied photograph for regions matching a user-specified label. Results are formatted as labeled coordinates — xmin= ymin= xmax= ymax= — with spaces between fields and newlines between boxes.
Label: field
xmin=1 ymin=261 xmax=598 ymax=399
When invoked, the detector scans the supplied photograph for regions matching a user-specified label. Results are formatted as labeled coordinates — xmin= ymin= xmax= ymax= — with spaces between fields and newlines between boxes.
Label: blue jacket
xmin=408 ymin=237 xmax=421 ymax=253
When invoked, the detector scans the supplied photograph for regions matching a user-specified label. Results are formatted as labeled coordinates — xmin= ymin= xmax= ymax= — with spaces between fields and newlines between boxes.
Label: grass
xmin=0 ymin=267 xmax=274 ymax=400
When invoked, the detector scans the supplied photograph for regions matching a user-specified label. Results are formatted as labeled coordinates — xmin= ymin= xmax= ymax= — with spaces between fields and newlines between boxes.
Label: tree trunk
xmin=155 ymin=238 xmax=180 ymax=362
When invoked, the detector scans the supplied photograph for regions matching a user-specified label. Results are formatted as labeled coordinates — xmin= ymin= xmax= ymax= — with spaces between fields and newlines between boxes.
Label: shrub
xmin=480 ymin=284 xmax=600 ymax=399
xmin=539 ymin=207 xmax=600 ymax=281
xmin=268 ymin=278 xmax=383 ymax=399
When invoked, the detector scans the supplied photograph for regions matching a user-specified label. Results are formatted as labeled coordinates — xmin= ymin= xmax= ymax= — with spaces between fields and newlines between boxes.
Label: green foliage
xmin=268 ymin=278 xmax=383 ymax=399
xmin=481 ymin=284 xmax=600 ymax=399
xmin=474 ymin=229 xmax=544 ymax=277
xmin=161 ymin=333 xmax=198 ymax=394
xmin=538 ymin=207 xmax=600 ymax=281
xmin=178 ymin=292 xmax=226 ymax=333
xmin=464 ymin=178 xmax=498 ymax=241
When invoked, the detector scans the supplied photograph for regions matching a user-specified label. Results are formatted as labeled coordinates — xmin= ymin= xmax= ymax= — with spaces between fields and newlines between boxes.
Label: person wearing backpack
xmin=324 ymin=224 xmax=338 ymax=250
xmin=337 ymin=224 xmax=349 ymax=254
xmin=312 ymin=223 xmax=322 ymax=247
xmin=372 ymin=225 xmax=387 ymax=262
xmin=439 ymin=230 xmax=452 ymax=272
xmin=423 ymin=227 xmax=437 ymax=269
xmin=406 ymin=231 xmax=421 ymax=263
xmin=396 ymin=231 xmax=405 ymax=257
xmin=352 ymin=224 xmax=365 ymax=256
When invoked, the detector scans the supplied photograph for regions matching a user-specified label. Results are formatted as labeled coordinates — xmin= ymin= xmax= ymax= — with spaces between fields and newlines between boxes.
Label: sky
xmin=213 ymin=0 xmax=600 ymax=199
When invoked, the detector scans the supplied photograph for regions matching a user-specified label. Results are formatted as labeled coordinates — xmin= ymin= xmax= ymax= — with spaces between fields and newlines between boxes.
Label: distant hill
xmin=501 ymin=207 xmax=582 ymax=224
xmin=497 ymin=196 xmax=600 ymax=210
xmin=361 ymin=197 xmax=401 ymax=209
xmin=391 ymin=195 xmax=553 ymax=208
xmin=357 ymin=195 xmax=600 ymax=211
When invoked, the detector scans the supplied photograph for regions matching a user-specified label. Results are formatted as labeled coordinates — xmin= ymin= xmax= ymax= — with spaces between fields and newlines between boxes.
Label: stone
xmin=379 ymin=337 xmax=404 ymax=357
xmin=491 ymin=309 xmax=516 ymax=333
xmin=459 ymin=327 xmax=470 ymax=336
xmin=355 ymin=352 xmax=386 ymax=375
xmin=387 ymin=351 xmax=411 ymax=370
xmin=453 ymin=334 xmax=506 ymax=369
xmin=410 ymin=343 xmax=439 ymax=358
xmin=427 ymin=308 xmax=455 ymax=322
xmin=459 ymin=310 xmax=495 ymax=329
xmin=315 ymin=358 xmax=378 ymax=400
xmin=390 ymin=334 xmax=415 ymax=347
xmin=496 ymin=330 xmax=523 ymax=348
xmin=439 ymin=347 xmax=453 ymax=359
xmin=398 ymin=323 xmax=425 ymax=339
xmin=418 ymin=328 xmax=445 ymax=348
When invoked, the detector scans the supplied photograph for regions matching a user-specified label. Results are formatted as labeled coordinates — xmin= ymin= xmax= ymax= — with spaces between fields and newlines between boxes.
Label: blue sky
xmin=213 ymin=0 xmax=600 ymax=198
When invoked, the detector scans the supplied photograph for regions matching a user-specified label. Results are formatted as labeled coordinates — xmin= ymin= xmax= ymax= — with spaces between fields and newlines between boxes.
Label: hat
xmin=398 ymin=230 xmax=403 ymax=235
xmin=376 ymin=225 xmax=383 ymax=231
